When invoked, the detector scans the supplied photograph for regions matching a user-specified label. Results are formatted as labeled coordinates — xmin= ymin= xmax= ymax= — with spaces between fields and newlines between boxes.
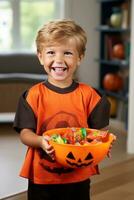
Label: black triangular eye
xmin=67 ymin=152 xmax=75 ymax=160
xmin=85 ymin=153 xmax=93 ymax=160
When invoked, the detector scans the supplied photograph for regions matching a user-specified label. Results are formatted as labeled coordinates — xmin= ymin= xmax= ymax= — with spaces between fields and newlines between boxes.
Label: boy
xmin=14 ymin=19 xmax=110 ymax=200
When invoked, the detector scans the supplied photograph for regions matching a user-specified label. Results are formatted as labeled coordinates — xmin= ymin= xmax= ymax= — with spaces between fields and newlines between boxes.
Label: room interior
xmin=0 ymin=0 xmax=134 ymax=200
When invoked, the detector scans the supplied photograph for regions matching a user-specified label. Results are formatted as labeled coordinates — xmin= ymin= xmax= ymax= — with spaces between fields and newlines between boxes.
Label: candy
xmin=50 ymin=128 xmax=109 ymax=145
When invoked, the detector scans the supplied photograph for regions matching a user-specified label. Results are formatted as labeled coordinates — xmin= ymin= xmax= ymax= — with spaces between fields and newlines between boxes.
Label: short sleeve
xmin=87 ymin=95 xmax=110 ymax=129
xmin=13 ymin=91 xmax=37 ymax=133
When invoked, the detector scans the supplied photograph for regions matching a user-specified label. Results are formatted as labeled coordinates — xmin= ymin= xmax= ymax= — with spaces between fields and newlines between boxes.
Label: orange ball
xmin=112 ymin=43 xmax=125 ymax=59
xmin=103 ymin=73 xmax=123 ymax=91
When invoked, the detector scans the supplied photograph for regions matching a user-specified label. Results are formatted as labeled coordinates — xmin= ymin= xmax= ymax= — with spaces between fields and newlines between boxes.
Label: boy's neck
xmin=47 ymin=78 xmax=73 ymax=88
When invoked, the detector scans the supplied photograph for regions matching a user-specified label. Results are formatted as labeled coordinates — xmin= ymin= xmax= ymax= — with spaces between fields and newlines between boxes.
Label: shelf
xmin=96 ymin=26 xmax=130 ymax=33
xmin=97 ymin=0 xmax=130 ymax=127
xmin=98 ymin=88 xmax=128 ymax=102
xmin=97 ymin=0 xmax=125 ymax=2
xmin=95 ymin=59 xmax=129 ymax=68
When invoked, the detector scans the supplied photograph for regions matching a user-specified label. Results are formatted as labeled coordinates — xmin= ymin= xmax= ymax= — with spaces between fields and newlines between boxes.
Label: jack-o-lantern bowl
xmin=43 ymin=128 xmax=116 ymax=168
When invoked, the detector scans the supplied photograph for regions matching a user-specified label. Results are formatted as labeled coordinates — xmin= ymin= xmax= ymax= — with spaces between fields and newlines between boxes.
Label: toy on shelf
xmin=112 ymin=43 xmax=125 ymax=59
xmin=103 ymin=73 xmax=123 ymax=91
xmin=110 ymin=7 xmax=122 ymax=28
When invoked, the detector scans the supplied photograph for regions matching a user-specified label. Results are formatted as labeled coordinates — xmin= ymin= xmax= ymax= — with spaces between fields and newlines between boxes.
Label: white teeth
xmin=51 ymin=67 xmax=67 ymax=71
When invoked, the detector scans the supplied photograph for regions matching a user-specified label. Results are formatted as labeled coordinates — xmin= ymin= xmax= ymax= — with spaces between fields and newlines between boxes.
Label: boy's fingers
xmin=107 ymin=136 xmax=116 ymax=158
xmin=42 ymin=136 xmax=51 ymax=147
xmin=46 ymin=149 xmax=55 ymax=160
xmin=42 ymin=136 xmax=55 ymax=160
xmin=107 ymin=151 xmax=111 ymax=158
xmin=43 ymin=135 xmax=51 ymax=142
xmin=46 ymin=145 xmax=53 ymax=151
xmin=46 ymin=147 xmax=55 ymax=154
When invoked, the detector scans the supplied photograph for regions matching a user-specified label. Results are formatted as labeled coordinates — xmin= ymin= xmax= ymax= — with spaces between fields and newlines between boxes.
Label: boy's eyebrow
xmin=44 ymin=46 xmax=75 ymax=50
xmin=44 ymin=46 xmax=54 ymax=48
xmin=64 ymin=49 xmax=74 ymax=52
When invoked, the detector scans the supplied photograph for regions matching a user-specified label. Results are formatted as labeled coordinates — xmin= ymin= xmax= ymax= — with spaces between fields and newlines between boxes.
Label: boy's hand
xmin=41 ymin=135 xmax=55 ymax=160
xmin=107 ymin=137 xmax=116 ymax=158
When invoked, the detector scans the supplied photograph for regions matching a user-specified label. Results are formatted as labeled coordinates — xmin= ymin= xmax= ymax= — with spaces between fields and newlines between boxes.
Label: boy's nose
xmin=55 ymin=53 xmax=64 ymax=63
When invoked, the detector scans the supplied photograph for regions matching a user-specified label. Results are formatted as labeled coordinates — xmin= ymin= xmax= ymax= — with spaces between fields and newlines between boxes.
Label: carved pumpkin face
xmin=44 ymin=128 xmax=116 ymax=168
xmin=66 ymin=151 xmax=93 ymax=168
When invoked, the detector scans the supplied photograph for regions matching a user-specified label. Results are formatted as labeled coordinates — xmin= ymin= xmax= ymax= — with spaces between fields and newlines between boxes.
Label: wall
xmin=127 ymin=0 xmax=134 ymax=153
xmin=64 ymin=0 xmax=100 ymax=88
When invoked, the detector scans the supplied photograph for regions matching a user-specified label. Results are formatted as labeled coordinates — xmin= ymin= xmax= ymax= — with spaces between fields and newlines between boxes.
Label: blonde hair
xmin=36 ymin=19 xmax=87 ymax=56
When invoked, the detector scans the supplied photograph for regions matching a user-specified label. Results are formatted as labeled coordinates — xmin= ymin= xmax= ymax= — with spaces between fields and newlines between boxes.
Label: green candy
xmin=81 ymin=128 xmax=87 ymax=138
xmin=62 ymin=138 xmax=67 ymax=144
xmin=51 ymin=134 xmax=59 ymax=141
xmin=93 ymin=131 xmax=99 ymax=136
xmin=51 ymin=134 xmax=66 ymax=144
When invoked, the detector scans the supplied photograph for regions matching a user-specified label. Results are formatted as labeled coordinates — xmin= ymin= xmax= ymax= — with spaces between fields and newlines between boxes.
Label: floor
xmin=0 ymin=124 xmax=27 ymax=199
xmin=91 ymin=158 xmax=134 ymax=200
xmin=0 ymin=119 xmax=134 ymax=200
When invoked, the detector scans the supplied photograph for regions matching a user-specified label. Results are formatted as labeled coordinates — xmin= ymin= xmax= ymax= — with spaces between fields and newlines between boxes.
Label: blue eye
xmin=64 ymin=51 xmax=73 ymax=55
xmin=47 ymin=51 xmax=54 ymax=55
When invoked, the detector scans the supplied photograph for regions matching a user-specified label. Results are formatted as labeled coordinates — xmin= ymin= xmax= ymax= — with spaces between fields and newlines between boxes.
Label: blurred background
xmin=0 ymin=0 xmax=134 ymax=199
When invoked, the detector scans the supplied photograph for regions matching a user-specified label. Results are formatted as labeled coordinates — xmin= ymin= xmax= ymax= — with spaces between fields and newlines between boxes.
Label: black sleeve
xmin=87 ymin=95 xmax=110 ymax=129
xmin=13 ymin=91 xmax=37 ymax=133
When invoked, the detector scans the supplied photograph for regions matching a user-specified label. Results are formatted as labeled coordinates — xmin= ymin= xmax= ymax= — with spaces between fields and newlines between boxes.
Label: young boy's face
xmin=37 ymin=38 xmax=83 ymax=87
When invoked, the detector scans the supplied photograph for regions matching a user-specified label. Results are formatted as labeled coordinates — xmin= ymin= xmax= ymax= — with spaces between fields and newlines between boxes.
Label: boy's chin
xmin=50 ymin=76 xmax=67 ymax=82
xmin=50 ymin=73 xmax=68 ymax=81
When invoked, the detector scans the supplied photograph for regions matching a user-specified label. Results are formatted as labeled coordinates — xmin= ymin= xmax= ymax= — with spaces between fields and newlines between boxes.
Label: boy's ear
xmin=77 ymin=60 xmax=80 ymax=66
xmin=37 ymin=52 xmax=44 ymax=65
xmin=78 ymin=55 xmax=84 ymax=65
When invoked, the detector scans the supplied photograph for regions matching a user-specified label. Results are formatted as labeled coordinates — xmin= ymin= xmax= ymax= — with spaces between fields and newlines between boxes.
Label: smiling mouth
xmin=51 ymin=67 xmax=68 ymax=72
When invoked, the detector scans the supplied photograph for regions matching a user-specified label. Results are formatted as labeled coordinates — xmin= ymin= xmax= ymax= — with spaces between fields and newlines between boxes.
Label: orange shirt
xmin=14 ymin=81 xmax=110 ymax=184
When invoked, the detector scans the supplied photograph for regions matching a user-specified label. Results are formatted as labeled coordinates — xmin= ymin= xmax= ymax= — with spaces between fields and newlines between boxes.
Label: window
xmin=0 ymin=0 xmax=64 ymax=53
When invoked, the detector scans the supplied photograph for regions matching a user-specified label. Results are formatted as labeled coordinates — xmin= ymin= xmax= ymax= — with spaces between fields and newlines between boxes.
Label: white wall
xmin=64 ymin=0 xmax=100 ymax=87
xmin=127 ymin=0 xmax=134 ymax=153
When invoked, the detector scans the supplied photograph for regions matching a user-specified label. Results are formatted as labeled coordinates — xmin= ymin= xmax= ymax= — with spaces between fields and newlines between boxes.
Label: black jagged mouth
xmin=66 ymin=159 xmax=93 ymax=167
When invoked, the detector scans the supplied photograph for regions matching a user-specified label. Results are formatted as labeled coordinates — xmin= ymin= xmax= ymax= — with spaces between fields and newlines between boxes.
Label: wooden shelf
xmin=97 ymin=0 xmax=131 ymax=127
xmin=97 ymin=0 xmax=126 ymax=3
xmin=95 ymin=59 xmax=129 ymax=68
xmin=98 ymin=88 xmax=128 ymax=102
xmin=96 ymin=26 xmax=130 ymax=33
